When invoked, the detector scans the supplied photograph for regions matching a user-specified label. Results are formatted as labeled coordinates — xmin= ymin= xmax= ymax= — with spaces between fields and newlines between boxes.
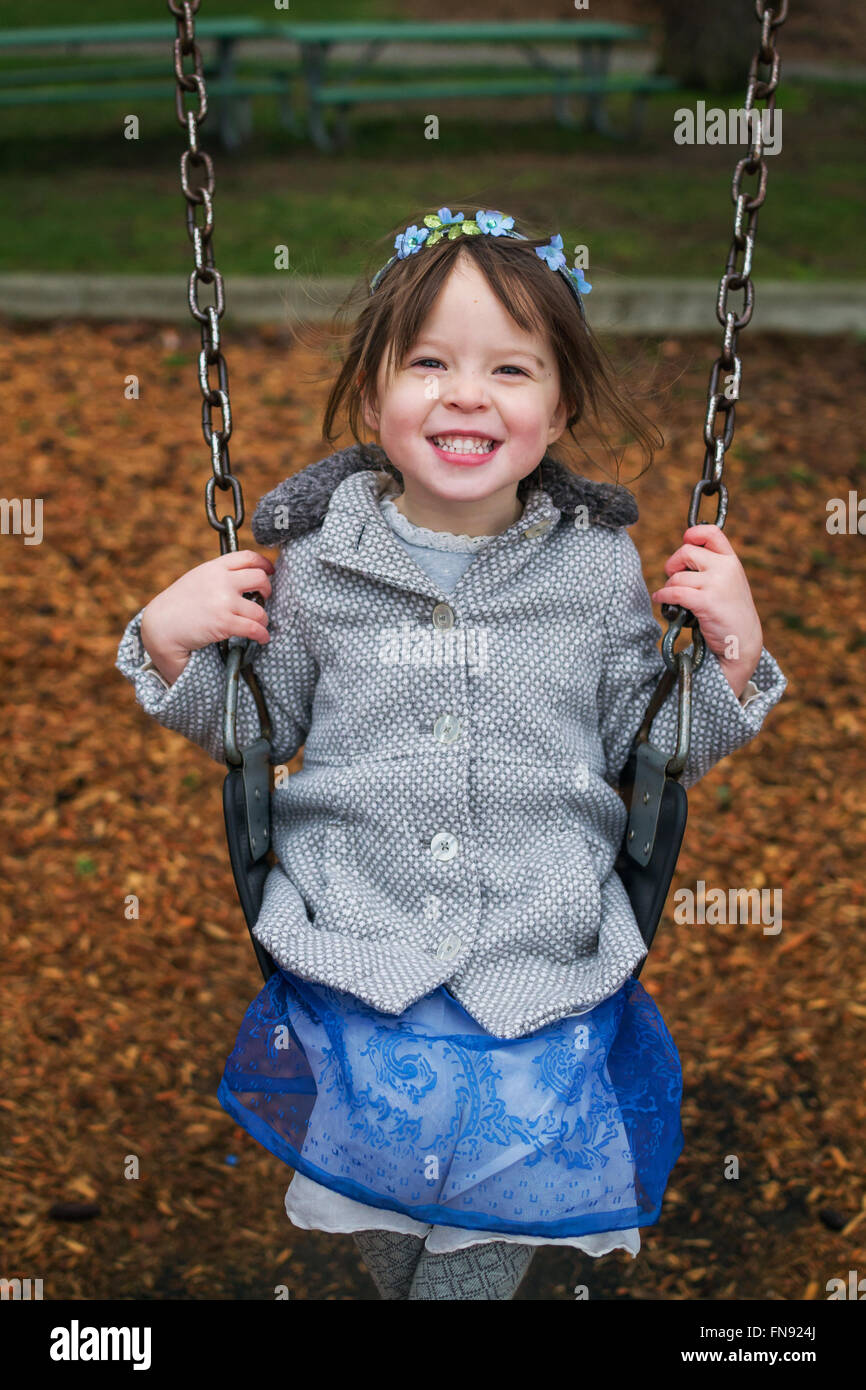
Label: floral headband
xmin=369 ymin=208 xmax=591 ymax=321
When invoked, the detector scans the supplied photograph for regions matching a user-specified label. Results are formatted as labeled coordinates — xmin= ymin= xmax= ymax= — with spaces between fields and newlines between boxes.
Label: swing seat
xmin=613 ymin=745 xmax=688 ymax=977
xmin=223 ymin=751 xmax=277 ymax=984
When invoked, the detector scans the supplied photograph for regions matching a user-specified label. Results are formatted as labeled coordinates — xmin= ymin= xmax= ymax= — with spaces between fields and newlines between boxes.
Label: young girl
xmin=115 ymin=205 xmax=787 ymax=1301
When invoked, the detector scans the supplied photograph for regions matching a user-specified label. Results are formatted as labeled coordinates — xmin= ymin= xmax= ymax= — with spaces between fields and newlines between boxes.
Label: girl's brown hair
xmin=320 ymin=204 xmax=664 ymax=489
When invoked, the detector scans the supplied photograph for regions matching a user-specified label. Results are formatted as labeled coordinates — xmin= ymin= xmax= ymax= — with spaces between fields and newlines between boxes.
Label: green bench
xmin=312 ymin=72 xmax=678 ymax=151
xmin=0 ymin=18 xmax=297 ymax=148
xmin=0 ymin=70 xmax=298 ymax=145
xmin=0 ymin=60 xmax=174 ymax=86
xmin=281 ymin=19 xmax=673 ymax=151
xmin=0 ymin=18 xmax=675 ymax=151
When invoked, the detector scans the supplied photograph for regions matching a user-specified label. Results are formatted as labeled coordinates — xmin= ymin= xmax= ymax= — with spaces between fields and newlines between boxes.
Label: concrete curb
xmin=0 ymin=274 xmax=863 ymax=334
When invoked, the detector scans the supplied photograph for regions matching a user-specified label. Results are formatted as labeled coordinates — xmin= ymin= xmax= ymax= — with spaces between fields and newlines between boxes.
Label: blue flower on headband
xmin=394 ymin=224 xmax=430 ymax=258
xmin=536 ymin=233 xmax=567 ymax=272
xmin=475 ymin=210 xmax=515 ymax=236
xmin=436 ymin=208 xmax=464 ymax=226
xmin=568 ymin=265 xmax=592 ymax=295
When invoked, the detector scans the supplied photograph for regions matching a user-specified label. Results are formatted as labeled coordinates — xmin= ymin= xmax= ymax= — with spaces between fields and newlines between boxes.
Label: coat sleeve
xmin=598 ymin=526 xmax=788 ymax=793
xmin=114 ymin=542 xmax=317 ymax=767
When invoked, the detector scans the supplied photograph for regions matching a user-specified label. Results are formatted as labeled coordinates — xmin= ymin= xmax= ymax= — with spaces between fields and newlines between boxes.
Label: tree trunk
xmin=657 ymin=0 xmax=760 ymax=93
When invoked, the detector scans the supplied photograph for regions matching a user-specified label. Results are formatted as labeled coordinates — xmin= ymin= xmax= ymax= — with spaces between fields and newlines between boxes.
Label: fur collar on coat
xmin=250 ymin=442 xmax=639 ymax=546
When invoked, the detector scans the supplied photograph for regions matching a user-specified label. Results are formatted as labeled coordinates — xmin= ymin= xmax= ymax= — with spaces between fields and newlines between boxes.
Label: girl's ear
xmin=547 ymin=395 xmax=569 ymax=446
xmin=361 ymin=378 xmax=383 ymax=430
xmin=361 ymin=383 xmax=379 ymax=434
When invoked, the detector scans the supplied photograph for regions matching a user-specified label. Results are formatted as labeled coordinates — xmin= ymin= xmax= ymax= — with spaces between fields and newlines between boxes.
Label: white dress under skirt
xmin=284 ymin=1169 xmax=642 ymax=1256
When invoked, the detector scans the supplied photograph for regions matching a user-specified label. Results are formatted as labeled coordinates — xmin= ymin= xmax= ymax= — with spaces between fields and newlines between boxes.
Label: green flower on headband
xmin=422 ymin=208 xmax=481 ymax=247
xmin=422 ymin=208 xmax=515 ymax=244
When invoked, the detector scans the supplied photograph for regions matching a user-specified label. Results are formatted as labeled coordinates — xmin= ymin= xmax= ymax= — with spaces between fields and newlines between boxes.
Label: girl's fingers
xmin=650 ymin=585 xmax=709 ymax=614
xmin=226 ymin=610 xmax=270 ymax=643
xmin=229 ymin=569 xmax=274 ymax=599
xmin=680 ymin=524 xmax=734 ymax=554
xmin=662 ymin=535 xmax=736 ymax=578
xmin=651 ymin=571 xmax=703 ymax=599
xmin=222 ymin=549 xmax=276 ymax=574
xmin=237 ymin=595 xmax=270 ymax=626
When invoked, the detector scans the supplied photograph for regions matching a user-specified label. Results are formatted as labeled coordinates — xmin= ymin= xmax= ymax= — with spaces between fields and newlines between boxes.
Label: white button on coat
xmin=430 ymin=831 xmax=459 ymax=861
xmin=435 ymin=932 xmax=463 ymax=961
xmin=433 ymin=714 xmax=461 ymax=743
xmin=431 ymin=603 xmax=454 ymax=630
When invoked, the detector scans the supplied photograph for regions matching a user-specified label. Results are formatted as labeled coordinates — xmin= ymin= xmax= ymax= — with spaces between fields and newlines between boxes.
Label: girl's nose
xmin=442 ymin=374 xmax=490 ymax=409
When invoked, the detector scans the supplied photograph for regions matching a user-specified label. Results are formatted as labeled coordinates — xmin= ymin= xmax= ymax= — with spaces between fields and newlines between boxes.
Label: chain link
xmin=167 ymin=0 xmax=270 ymax=760
xmin=658 ymin=0 xmax=788 ymax=680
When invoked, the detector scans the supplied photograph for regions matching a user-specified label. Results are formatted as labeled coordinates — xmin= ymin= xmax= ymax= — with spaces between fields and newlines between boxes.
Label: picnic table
xmin=280 ymin=20 xmax=675 ymax=151
xmin=0 ymin=18 xmax=291 ymax=149
xmin=0 ymin=18 xmax=676 ymax=151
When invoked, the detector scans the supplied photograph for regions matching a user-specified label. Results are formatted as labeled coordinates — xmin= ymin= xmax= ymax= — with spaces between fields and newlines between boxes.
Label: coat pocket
xmin=312 ymin=818 xmax=382 ymax=942
xmin=536 ymin=827 xmax=603 ymax=960
xmin=315 ymin=819 xmax=352 ymax=910
xmin=491 ymin=828 xmax=602 ymax=962
xmin=566 ymin=833 xmax=603 ymax=957
xmin=313 ymin=820 xmax=434 ymax=954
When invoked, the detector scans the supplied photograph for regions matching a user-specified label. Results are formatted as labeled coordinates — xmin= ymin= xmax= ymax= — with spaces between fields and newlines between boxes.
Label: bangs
xmin=384 ymin=241 xmax=552 ymax=371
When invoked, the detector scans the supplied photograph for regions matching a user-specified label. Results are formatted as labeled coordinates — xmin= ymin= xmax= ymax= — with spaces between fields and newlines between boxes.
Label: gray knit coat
xmin=115 ymin=443 xmax=788 ymax=1038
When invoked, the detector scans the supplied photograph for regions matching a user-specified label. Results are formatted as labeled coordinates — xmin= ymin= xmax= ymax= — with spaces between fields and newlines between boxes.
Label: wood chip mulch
xmin=1 ymin=318 xmax=863 ymax=1300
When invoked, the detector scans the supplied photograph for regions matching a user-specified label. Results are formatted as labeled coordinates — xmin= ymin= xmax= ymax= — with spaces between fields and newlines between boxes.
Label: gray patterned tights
xmin=353 ymin=1228 xmax=535 ymax=1300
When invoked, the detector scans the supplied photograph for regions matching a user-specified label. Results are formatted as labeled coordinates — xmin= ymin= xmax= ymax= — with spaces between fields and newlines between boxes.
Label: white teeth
xmin=432 ymin=435 xmax=497 ymax=454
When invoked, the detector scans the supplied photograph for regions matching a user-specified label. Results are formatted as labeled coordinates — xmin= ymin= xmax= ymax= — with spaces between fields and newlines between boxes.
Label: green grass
xmin=0 ymin=22 xmax=862 ymax=280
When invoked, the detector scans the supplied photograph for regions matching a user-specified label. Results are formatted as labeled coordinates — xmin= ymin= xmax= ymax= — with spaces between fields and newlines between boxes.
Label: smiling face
xmin=362 ymin=250 xmax=568 ymax=534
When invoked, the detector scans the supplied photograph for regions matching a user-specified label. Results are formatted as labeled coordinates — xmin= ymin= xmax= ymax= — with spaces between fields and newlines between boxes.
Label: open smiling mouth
xmin=427 ymin=434 xmax=503 ymax=461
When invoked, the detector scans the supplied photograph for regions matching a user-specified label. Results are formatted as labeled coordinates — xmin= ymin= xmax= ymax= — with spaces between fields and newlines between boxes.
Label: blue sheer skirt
xmin=217 ymin=968 xmax=684 ymax=1242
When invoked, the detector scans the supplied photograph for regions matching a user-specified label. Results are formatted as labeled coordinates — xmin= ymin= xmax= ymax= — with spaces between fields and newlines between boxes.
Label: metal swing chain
xmin=640 ymin=0 xmax=788 ymax=776
xmin=167 ymin=0 xmax=271 ymax=764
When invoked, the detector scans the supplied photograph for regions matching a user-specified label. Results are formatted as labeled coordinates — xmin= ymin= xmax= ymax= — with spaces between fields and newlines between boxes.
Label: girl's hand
xmin=650 ymin=524 xmax=763 ymax=698
xmin=140 ymin=550 xmax=276 ymax=680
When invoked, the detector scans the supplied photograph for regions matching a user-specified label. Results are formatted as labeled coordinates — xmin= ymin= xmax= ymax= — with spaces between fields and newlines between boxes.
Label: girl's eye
xmin=409 ymin=358 xmax=527 ymax=376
